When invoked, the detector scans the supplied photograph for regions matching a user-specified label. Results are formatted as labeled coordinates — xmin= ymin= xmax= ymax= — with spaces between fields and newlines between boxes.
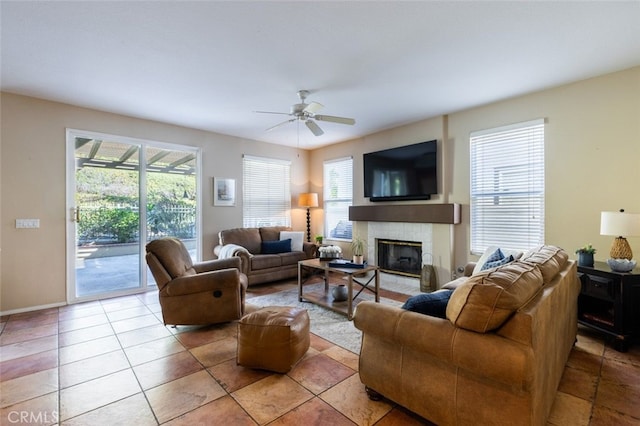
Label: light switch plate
xmin=16 ymin=219 xmax=40 ymax=228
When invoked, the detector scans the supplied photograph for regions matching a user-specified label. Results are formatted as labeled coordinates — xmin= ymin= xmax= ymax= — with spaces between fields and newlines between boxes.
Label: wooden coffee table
xmin=298 ymin=258 xmax=380 ymax=320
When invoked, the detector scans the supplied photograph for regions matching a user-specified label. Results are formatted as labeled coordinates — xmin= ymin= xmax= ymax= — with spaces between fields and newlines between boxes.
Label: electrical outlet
xmin=16 ymin=219 xmax=40 ymax=228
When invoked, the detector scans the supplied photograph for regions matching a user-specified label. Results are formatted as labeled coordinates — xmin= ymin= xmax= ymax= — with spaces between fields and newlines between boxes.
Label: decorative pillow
xmin=446 ymin=261 xmax=544 ymax=333
xmin=485 ymin=248 xmax=505 ymax=263
xmin=280 ymin=231 xmax=304 ymax=252
xmin=481 ymin=254 xmax=515 ymax=271
xmin=402 ymin=289 xmax=453 ymax=318
xmin=261 ymin=239 xmax=291 ymax=254
xmin=472 ymin=246 xmax=523 ymax=275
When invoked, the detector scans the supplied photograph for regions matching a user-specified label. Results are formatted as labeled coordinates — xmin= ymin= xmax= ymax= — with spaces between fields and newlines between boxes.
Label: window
xmin=243 ymin=155 xmax=291 ymax=227
xmin=470 ymin=119 xmax=545 ymax=254
xmin=324 ymin=157 xmax=353 ymax=241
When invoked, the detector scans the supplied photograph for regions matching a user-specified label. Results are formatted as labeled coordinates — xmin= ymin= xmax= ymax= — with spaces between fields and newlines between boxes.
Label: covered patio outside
xmin=76 ymin=240 xmax=197 ymax=297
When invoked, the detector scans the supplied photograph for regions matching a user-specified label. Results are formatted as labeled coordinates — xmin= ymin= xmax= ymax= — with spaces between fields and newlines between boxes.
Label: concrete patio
xmin=75 ymin=241 xmax=196 ymax=297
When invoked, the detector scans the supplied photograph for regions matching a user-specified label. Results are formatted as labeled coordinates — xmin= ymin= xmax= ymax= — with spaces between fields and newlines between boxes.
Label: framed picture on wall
xmin=213 ymin=177 xmax=235 ymax=206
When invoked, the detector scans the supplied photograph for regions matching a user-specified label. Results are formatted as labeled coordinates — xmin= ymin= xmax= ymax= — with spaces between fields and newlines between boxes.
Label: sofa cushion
xmin=402 ymin=289 xmax=453 ymax=318
xmin=280 ymin=251 xmax=308 ymax=266
xmin=446 ymin=261 xmax=544 ymax=333
xmin=260 ymin=226 xmax=291 ymax=242
xmin=280 ymin=231 xmax=304 ymax=252
xmin=219 ymin=228 xmax=262 ymax=254
xmin=262 ymin=239 xmax=291 ymax=254
xmin=250 ymin=254 xmax=283 ymax=270
xmin=520 ymin=245 xmax=568 ymax=282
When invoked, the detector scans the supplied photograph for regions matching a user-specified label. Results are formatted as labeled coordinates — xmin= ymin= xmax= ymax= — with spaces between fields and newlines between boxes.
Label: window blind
xmin=323 ymin=157 xmax=353 ymax=241
xmin=243 ymin=155 xmax=291 ymax=227
xmin=470 ymin=119 xmax=545 ymax=255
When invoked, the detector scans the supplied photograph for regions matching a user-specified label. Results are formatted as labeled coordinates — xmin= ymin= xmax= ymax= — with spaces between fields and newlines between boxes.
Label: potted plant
xmin=575 ymin=244 xmax=596 ymax=267
xmin=351 ymin=236 xmax=366 ymax=264
xmin=314 ymin=235 xmax=323 ymax=245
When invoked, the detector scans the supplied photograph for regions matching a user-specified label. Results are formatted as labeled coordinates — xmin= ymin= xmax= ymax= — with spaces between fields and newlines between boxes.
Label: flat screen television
xmin=363 ymin=140 xmax=437 ymax=202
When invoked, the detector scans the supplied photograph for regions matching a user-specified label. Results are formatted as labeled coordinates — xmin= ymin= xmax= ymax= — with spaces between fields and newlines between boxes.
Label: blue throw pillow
xmin=483 ymin=248 xmax=505 ymax=264
xmin=401 ymin=289 xmax=454 ymax=318
xmin=261 ymin=239 xmax=291 ymax=254
xmin=481 ymin=254 xmax=515 ymax=271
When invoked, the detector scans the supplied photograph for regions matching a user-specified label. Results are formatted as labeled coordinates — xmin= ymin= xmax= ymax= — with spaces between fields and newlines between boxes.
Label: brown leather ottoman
xmin=237 ymin=306 xmax=310 ymax=373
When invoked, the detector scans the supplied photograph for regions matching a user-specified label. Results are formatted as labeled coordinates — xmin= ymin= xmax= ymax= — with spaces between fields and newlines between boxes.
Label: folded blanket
xmin=218 ymin=243 xmax=249 ymax=259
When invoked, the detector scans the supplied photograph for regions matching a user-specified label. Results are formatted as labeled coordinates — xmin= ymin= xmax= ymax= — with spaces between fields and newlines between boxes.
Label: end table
xmin=577 ymin=261 xmax=640 ymax=352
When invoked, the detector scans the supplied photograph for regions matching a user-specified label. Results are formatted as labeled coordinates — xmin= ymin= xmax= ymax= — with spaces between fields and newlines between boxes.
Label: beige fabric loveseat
xmin=213 ymin=226 xmax=317 ymax=286
xmin=354 ymin=245 xmax=580 ymax=426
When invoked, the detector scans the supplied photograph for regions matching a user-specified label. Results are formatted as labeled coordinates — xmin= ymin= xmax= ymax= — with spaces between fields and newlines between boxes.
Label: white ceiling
xmin=2 ymin=1 xmax=639 ymax=149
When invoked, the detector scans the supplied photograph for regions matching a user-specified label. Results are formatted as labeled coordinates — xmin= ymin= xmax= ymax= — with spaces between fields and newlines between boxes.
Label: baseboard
xmin=0 ymin=301 xmax=67 ymax=317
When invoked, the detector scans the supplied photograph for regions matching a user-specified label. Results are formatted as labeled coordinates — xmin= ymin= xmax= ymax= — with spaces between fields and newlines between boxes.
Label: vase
xmin=332 ymin=284 xmax=348 ymax=302
xmin=577 ymin=252 xmax=594 ymax=267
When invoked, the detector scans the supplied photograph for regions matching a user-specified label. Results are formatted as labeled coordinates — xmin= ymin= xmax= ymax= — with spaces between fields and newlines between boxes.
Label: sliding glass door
xmin=66 ymin=130 xmax=199 ymax=302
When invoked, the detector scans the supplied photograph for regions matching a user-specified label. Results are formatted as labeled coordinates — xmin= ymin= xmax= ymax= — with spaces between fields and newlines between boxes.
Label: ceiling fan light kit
xmin=256 ymin=90 xmax=355 ymax=137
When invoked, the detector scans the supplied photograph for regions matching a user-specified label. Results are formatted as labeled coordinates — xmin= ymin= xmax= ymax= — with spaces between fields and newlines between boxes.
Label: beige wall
xmin=308 ymin=116 xmax=455 ymax=283
xmin=2 ymin=66 xmax=638 ymax=312
xmin=0 ymin=93 xmax=310 ymax=312
xmin=312 ymin=66 xmax=640 ymax=278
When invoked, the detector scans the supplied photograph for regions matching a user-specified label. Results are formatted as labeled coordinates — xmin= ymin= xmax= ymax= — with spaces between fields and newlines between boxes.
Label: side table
xmin=577 ymin=261 xmax=640 ymax=352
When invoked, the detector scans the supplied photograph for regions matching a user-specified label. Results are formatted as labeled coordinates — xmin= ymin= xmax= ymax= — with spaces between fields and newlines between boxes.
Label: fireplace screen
xmin=377 ymin=239 xmax=422 ymax=278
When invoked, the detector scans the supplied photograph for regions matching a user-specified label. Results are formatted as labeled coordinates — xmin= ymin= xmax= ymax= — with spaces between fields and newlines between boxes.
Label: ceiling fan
xmin=255 ymin=90 xmax=355 ymax=136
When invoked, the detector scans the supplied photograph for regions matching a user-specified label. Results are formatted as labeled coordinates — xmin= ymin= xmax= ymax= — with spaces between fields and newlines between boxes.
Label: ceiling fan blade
xmin=303 ymin=101 xmax=324 ymax=114
xmin=314 ymin=115 xmax=355 ymax=125
xmin=305 ymin=120 xmax=324 ymax=136
xmin=266 ymin=119 xmax=295 ymax=132
xmin=254 ymin=110 xmax=291 ymax=115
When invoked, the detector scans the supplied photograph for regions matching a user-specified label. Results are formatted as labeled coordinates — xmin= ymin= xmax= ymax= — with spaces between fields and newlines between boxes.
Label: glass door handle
xmin=73 ymin=207 xmax=80 ymax=223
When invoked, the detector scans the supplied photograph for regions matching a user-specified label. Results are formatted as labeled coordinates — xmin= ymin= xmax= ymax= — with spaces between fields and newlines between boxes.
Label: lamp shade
xmin=600 ymin=211 xmax=640 ymax=237
xmin=298 ymin=193 xmax=318 ymax=208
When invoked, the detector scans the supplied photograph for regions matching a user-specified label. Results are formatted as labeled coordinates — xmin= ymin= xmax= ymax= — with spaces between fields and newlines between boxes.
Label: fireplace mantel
xmin=349 ymin=203 xmax=460 ymax=225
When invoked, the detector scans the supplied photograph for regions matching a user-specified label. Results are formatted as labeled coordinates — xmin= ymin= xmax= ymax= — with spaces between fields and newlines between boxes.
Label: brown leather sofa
xmin=213 ymin=226 xmax=317 ymax=286
xmin=146 ymin=237 xmax=248 ymax=326
xmin=354 ymin=245 xmax=580 ymax=426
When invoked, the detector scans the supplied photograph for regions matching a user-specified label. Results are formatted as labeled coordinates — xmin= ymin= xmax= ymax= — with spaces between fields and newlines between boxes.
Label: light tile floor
xmin=1 ymin=281 xmax=639 ymax=425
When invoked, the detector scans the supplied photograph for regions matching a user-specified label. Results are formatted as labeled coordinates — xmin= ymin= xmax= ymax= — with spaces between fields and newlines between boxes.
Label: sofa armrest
xmin=354 ymin=301 xmax=456 ymax=361
xmin=354 ymin=301 xmax=533 ymax=388
xmin=164 ymin=269 xmax=242 ymax=297
xmin=464 ymin=262 xmax=476 ymax=277
xmin=212 ymin=245 xmax=252 ymax=275
xmin=194 ymin=257 xmax=242 ymax=273
xmin=302 ymin=242 xmax=317 ymax=258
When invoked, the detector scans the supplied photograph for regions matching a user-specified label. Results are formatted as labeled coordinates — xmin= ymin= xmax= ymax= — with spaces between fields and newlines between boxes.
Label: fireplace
xmin=377 ymin=239 xmax=422 ymax=278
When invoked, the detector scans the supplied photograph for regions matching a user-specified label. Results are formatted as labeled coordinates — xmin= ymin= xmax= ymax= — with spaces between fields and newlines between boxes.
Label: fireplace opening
xmin=377 ymin=239 xmax=422 ymax=278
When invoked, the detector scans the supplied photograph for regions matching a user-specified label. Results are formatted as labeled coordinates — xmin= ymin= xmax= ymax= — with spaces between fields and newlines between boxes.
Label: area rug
xmin=379 ymin=278 xmax=423 ymax=296
xmin=246 ymin=286 xmax=402 ymax=354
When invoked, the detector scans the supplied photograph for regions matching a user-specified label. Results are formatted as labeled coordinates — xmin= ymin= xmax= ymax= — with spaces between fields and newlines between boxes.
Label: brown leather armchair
xmin=146 ymin=237 xmax=248 ymax=326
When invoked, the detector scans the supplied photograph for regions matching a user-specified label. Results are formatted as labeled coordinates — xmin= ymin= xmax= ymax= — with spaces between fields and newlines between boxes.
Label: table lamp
xmin=298 ymin=192 xmax=318 ymax=242
xmin=600 ymin=209 xmax=640 ymax=272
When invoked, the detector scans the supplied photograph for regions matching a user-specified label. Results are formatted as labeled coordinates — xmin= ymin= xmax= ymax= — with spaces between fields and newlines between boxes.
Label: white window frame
xmin=242 ymin=154 xmax=291 ymax=227
xmin=66 ymin=128 xmax=201 ymax=304
xmin=323 ymin=157 xmax=353 ymax=242
xmin=470 ymin=119 xmax=545 ymax=255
